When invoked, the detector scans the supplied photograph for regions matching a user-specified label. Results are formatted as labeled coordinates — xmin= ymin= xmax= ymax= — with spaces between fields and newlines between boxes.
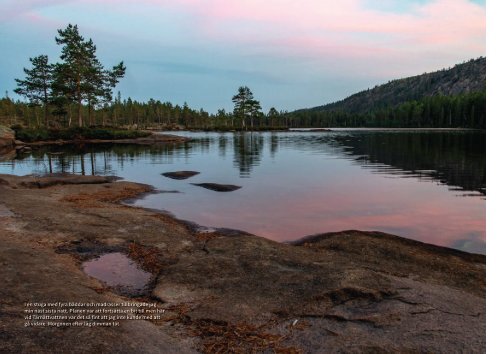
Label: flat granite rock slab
xmin=191 ymin=183 xmax=242 ymax=192
xmin=0 ymin=203 xmax=14 ymax=217
xmin=19 ymin=175 xmax=119 ymax=188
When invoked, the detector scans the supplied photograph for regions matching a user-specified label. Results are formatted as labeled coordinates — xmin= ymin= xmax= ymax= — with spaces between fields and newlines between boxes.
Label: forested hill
xmin=303 ymin=57 xmax=485 ymax=114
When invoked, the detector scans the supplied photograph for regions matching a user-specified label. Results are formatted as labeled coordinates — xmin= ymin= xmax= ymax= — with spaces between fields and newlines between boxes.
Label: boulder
xmin=161 ymin=171 xmax=200 ymax=180
xmin=0 ymin=125 xmax=15 ymax=148
xmin=0 ymin=148 xmax=16 ymax=161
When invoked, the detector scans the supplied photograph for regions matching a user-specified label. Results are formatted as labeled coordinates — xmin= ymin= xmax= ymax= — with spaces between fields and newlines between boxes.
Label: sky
xmin=0 ymin=0 xmax=486 ymax=113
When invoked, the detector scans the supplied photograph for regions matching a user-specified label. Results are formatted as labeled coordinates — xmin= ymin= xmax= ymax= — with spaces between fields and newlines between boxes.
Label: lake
xmin=0 ymin=129 xmax=485 ymax=254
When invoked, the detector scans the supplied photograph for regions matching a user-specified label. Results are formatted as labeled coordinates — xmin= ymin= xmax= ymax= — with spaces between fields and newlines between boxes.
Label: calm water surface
xmin=0 ymin=130 xmax=485 ymax=253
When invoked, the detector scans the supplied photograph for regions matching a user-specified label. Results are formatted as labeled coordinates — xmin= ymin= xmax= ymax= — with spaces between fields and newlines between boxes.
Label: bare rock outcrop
xmin=0 ymin=125 xmax=15 ymax=148
xmin=0 ymin=176 xmax=485 ymax=353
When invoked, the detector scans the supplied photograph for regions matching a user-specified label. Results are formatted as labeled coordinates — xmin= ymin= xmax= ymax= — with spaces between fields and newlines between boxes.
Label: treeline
xmin=287 ymin=92 xmax=486 ymax=129
xmin=0 ymin=91 xmax=485 ymax=130
xmin=0 ymin=94 xmax=290 ymax=131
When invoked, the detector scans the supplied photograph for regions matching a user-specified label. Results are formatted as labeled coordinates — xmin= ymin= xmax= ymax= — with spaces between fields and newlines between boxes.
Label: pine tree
xmin=53 ymin=24 xmax=125 ymax=127
xmin=248 ymin=99 xmax=262 ymax=128
xmin=232 ymin=86 xmax=262 ymax=130
xmin=53 ymin=24 xmax=89 ymax=127
xmin=14 ymin=55 xmax=54 ymax=127
xmin=267 ymin=107 xmax=279 ymax=127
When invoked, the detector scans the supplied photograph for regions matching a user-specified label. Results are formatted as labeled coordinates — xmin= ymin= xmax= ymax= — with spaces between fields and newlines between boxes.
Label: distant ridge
xmin=301 ymin=57 xmax=485 ymax=115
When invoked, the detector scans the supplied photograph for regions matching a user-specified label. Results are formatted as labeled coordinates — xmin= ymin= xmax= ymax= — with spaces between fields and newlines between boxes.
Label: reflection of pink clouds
xmin=182 ymin=185 xmax=484 ymax=249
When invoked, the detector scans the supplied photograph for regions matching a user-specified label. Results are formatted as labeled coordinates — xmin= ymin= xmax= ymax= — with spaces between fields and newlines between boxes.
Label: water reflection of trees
xmin=9 ymin=143 xmax=195 ymax=176
xmin=269 ymin=133 xmax=279 ymax=158
xmin=218 ymin=134 xmax=228 ymax=157
xmin=5 ymin=131 xmax=485 ymax=196
xmin=333 ymin=131 xmax=486 ymax=196
xmin=232 ymin=133 xmax=265 ymax=177
xmin=8 ymin=134 xmax=268 ymax=178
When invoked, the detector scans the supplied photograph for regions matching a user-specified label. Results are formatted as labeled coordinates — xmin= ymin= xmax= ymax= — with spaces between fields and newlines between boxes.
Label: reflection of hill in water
xmin=332 ymin=131 xmax=486 ymax=196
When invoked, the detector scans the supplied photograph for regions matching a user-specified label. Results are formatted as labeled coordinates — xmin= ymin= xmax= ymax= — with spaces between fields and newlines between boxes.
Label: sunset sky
xmin=0 ymin=0 xmax=486 ymax=113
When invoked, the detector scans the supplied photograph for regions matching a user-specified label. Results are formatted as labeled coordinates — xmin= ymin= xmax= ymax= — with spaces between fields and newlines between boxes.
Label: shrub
xmin=14 ymin=127 xmax=151 ymax=142
xmin=14 ymin=128 xmax=50 ymax=142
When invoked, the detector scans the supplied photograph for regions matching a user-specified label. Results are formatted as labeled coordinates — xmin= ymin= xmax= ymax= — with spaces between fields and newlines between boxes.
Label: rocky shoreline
xmin=0 ymin=126 xmax=189 ymax=160
xmin=0 ymin=174 xmax=485 ymax=353
xmin=18 ymin=132 xmax=189 ymax=147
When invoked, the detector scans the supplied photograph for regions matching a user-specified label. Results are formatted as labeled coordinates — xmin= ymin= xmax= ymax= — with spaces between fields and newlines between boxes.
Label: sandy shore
xmin=0 ymin=174 xmax=485 ymax=353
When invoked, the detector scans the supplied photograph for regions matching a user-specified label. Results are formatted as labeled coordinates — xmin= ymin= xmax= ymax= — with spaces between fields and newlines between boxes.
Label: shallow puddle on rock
xmin=82 ymin=252 xmax=152 ymax=296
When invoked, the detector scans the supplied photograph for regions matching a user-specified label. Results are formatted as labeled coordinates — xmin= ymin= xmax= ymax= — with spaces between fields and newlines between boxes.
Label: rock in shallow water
xmin=161 ymin=171 xmax=200 ymax=180
xmin=191 ymin=183 xmax=242 ymax=192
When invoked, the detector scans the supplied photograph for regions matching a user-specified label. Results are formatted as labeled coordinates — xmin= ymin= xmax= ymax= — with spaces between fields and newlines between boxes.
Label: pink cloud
xmin=4 ymin=0 xmax=485 ymax=51
xmin=0 ymin=0 xmax=78 ymax=21
xmin=162 ymin=1 xmax=484 ymax=40
xmin=4 ymin=0 xmax=485 ymax=80
xmin=179 ymin=0 xmax=483 ymax=69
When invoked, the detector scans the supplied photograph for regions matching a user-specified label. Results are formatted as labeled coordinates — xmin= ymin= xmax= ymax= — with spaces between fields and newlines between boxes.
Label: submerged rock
xmin=191 ymin=183 xmax=242 ymax=192
xmin=161 ymin=170 xmax=200 ymax=180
